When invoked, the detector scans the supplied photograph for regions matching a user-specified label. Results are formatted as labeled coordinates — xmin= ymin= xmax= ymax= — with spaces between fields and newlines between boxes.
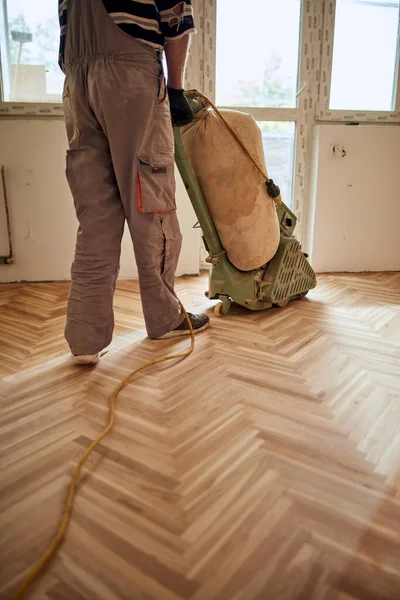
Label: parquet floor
xmin=1 ymin=273 xmax=400 ymax=600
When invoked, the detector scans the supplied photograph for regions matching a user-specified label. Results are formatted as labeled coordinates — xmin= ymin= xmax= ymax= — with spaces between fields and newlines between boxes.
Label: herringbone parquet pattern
xmin=1 ymin=273 xmax=400 ymax=600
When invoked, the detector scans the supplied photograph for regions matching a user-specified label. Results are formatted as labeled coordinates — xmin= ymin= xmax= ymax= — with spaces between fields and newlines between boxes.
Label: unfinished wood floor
xmin=1 ymin=273 xmax=400 ymax=600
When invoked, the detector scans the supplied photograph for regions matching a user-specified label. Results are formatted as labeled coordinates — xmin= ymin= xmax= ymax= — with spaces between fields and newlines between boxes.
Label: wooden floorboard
xmin=0 ymin=273 xmax=400 ymax=599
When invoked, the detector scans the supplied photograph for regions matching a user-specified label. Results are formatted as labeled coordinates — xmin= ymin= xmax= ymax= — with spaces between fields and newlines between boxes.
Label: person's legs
xmin=129 ymin=211 xmax=184 ymax=338
xmin=88 ymin=56 xmax=185 ymax=339
xmin=63 ymin=70 xmax=126 ymax=356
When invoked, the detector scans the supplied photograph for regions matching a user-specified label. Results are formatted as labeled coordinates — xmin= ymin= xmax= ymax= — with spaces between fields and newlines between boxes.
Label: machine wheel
xmin=214 ymin=296 xmax=232 ymax=317
xmin=214 ymin=303 xmax=224 ymax=317
xmin=292 ymin=291 xmax=309 ymax=301
xmin=276 ymin=299 xmax=289 ymax=308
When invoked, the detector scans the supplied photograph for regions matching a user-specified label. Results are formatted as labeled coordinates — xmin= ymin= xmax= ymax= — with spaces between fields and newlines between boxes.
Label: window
xmin=0 ymin=0 xmax=63 ymax=104
xmin=330 ymin=0 xmax=400 ymax=111
xmin=215 ymin=0 xmax=302 ymax=209
xmin=319 ymin=0 xmax=400 ymax=120
xmin=216 ymin=0 xmax=302 ymax=108
xmin=257 ymin=122 xmax=296 ymax=206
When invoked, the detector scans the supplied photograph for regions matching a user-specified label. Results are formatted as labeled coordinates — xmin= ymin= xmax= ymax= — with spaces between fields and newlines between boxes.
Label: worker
xmin=58 ymin=0 xmax=209 ymax=365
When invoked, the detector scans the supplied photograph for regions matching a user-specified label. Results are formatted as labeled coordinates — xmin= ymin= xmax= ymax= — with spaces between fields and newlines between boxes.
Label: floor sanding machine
xmin=174 ymin=91 xmax=317 ymax=317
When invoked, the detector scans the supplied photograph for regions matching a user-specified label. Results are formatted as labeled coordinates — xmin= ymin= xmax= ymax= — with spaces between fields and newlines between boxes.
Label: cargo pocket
xmin=62 ymin=88 xmax=80 ymax=148
xmin=137 ymin=155 xmax=176 ymax=214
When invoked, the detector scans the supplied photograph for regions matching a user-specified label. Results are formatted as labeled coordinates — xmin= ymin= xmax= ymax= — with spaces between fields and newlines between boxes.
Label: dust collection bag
xmin=181 ymin=107 xmax=280 ymax=272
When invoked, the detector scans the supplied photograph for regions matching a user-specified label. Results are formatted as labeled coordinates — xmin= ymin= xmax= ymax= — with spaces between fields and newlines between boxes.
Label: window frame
xmin=1 ymin=0 xmax=399 ymax=122
xmin=0 ymin=0 xmax=64 ymax=116
xmin=316 ymin=0 xmax=400 ymax=123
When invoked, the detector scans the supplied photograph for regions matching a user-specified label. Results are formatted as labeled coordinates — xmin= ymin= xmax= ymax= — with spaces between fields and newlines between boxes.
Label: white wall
xmin=0 ymin=119 xmax=200 ymax=282
xmin=309 ymin=124 xmax=400 ymax=273
xmin=2 ymin=118 xmax=399 ymax=280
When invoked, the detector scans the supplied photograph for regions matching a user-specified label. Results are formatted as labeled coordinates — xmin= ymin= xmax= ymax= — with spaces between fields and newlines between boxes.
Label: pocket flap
xmin=137 ymin=155 xmax=176 ymax=214
xmin=138 ymin=155 xmax=174 ymax=169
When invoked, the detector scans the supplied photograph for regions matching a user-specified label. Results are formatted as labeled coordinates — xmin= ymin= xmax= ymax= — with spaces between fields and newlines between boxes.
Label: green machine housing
xmin=173 ymin=99 xmax=317 ymax=317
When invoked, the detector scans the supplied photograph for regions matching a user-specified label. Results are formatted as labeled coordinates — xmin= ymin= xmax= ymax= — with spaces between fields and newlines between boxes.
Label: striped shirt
xmin=58 ymin=1 xmax=195 ymax=70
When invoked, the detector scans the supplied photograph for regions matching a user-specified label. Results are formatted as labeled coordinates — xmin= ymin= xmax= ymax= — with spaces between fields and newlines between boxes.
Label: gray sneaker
xmin=155 ymin=312 xmax=210 ymax=340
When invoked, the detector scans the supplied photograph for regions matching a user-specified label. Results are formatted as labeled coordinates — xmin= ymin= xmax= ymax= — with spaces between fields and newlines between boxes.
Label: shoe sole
xmin=155 ymin=321 xmax=210 ymax=340
xmin=73 ymin=354 xmax=100 ymax=365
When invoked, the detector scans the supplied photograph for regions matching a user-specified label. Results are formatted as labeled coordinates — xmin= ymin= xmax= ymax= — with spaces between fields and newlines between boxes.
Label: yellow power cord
xmin=184 ymin=90 xmax=283 ymax=206
xmin=10 ymin=303 xmax=195 ymax=600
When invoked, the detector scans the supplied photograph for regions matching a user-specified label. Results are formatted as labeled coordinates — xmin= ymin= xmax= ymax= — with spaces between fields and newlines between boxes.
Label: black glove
xmin=167 ymin=87 xmax=194 ymax=127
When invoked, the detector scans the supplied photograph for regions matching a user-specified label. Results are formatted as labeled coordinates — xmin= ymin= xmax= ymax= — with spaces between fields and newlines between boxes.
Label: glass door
xmin=215 ymin=0 xmax=303 ymax=207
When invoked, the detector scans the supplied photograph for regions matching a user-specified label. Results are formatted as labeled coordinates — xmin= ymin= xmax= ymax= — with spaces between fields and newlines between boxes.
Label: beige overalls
xmin=63 ymin=0 xmax=183 ymax=354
